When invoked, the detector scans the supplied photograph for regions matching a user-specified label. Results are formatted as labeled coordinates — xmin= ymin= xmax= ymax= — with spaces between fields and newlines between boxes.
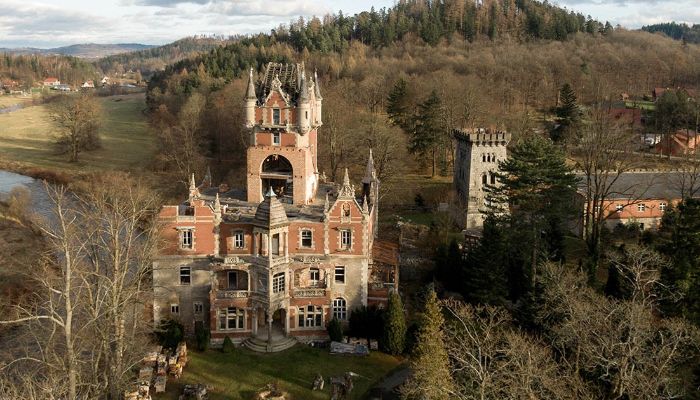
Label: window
xmin=272 ymin=131 xmax=280 ymax=145
xmin=482 ymin=174 xmax=487 ymax=185
xmin=219 ymin=307 xmax=244 ymax=330
xmin=490 ymin=174 xmax=496 ymax=185
xmin=340 ymin=230 xmax=352 ymax=250
xmin=334 ymin=266 xmax=345 ymax=284
xmin=342 ymin=204 xmax=351 ymax=217
xmin=637 ymin=204 xmax=646 ymax=212
xmin=305 ymin=110 xmax=308 ymax=120
xmin=594 ymin=205 xmax=601 ymax=214
xmin=301 ymin=229 xmax=312 ymax=248
xmin=332 ymin=298 xmax=347 ymax=320
xmin=181 ymin=229 xmax=193 ymax=249
xmin=298 ymin=305 xmax=323 ymax=328
xmin=482 ymin=154 xmax=486 ymax=162
xmin=233 ymin=231 xmax=244 ymax=249
xmin=228 ymin=271 xmax=238 ymax=289
xmin=170 ymin=304 xmax=179 ymax=315
xmin=273 ymin=272 xmax=285 ymax=293
xmin=273 ymin=108 xmax=281 ymax=125
xmin=193 ymin=302 xmax=203 ymax=314
xmin=616 ymin=204 xmax=623 ymax=213
xmin=659 ymin=202 xmax=667 ymax=212
xmin=309 ymin=268 xmax=320 ymax=286
xmin=179 ymin=267 xmax=191 ymax=285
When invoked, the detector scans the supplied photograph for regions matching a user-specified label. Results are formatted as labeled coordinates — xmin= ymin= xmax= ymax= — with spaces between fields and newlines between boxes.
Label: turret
xmin=314 ymin=69 xmax=323 ymax=126
xmin=245 ymin=67 xmax=256 ymax=128
xmin=362 ymin=149 xmax=378 ymax=205
xmin=298 ymin=71 xmax=311 ymax=133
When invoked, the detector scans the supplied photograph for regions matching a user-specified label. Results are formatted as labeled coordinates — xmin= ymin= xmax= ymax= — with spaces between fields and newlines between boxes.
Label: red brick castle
xmin=153 ymin=63 xmax=397 ymax=351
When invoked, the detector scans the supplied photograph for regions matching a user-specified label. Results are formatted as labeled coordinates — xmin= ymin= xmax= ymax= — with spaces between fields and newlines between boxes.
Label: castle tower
xmin=245 ymin=63 xmax=322 ymax=205
xmin=362 ymin=149 xmax=379 ymax=237
xmin=453 ymin=128 xmax=511 ymax=229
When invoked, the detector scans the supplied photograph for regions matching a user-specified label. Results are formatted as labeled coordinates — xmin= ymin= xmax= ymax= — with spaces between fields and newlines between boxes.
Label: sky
xmin=0 ymin=0 xmax=698 ymax=48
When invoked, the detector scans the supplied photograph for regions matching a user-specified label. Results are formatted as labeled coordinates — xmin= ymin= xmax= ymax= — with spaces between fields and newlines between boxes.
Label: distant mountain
xmin=0 ymin=43 xmax=156 ymax=58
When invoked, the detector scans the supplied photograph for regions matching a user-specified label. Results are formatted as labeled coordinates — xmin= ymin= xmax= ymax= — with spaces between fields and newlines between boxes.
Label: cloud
xmin=129 ymin=0 xmax=209 ymax=7
xmin=207 ymin=1 xmax=330 ymax=17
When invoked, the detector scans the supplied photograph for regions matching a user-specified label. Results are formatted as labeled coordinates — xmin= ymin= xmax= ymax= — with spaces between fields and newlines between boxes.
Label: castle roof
xmin=253 ymin=188 xmax=289 ymax=228
xmin=258 ymin=62 xmax=301 ymax=103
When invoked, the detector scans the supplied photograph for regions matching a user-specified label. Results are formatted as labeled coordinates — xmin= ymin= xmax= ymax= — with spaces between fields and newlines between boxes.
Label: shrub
xmin=380 ymin=292 xmax=406 ymax=355
xmin=221 ymin=336 xmax=235 ymax=353
xmin=156 ymin=319 xmax=184 ymax=350
xmin=194 ymin=321 xmax=210 ymax=351
xmin=327 ymin=318 xmax=343 ymax=342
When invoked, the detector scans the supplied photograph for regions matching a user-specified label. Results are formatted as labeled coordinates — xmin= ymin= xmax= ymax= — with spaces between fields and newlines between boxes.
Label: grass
xmin=624 ymin=100 xmax=656 ymax=111
xmin=154 ymin=345 xmax=401 ymax=400
xmin=0 ymin=94 xmax=34 ymax=108
xmin=0 ymin=93 xmax=156 ymax=175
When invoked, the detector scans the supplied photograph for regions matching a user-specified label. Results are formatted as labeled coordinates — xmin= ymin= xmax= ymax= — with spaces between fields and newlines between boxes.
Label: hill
xmin=0 ymin=43 xmax=155 ymax=58
xmin=642 ymin=22 xmax=700 ymax=44
xmin=96 ymin=36 xmax=235 ymax=77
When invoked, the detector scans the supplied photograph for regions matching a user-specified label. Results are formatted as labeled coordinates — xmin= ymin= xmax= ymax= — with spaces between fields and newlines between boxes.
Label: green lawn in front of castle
xmin=155 ymin=344 xmax=402 ymax=400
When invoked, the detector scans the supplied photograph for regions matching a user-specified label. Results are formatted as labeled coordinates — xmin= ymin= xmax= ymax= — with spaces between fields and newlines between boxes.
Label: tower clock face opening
xmin=261 ymin=154 xmax=293 ymax=200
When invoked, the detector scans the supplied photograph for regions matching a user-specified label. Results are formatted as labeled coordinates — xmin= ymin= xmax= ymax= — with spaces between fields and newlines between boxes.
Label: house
xmin=43 ymin=77 xmax=60 ymax=87
xmin=81 ymin=80 xmax=95 ymax=88
xmin=653 ymin=87 xmax=697 ymax=101
xmin=578 ymin=172 xmax=693 ymax=232
xmin=100 ymin=76 xmax=110 ymax=85
xmin=152 ymin=63 xmax=396 ymax=351
xmin=654 ymin=129 xmax=699 ymax=156
xmin=53 ymin=84 xmax=71 ymax=92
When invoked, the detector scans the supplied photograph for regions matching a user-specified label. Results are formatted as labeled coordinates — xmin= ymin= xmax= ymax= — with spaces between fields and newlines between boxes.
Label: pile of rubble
xmin=124 ymin=342 xmax=188 ymax=400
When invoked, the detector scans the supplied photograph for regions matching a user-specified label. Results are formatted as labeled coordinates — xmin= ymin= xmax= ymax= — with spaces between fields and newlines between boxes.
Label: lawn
xmin=0 ymin=94 xmax=34 ymax=108
xmin=624 ymin=100 xmax=656 ymax=111
xmin=154 ymin=345 xmax=402 ymax=400
xmin=0 ymin=93 xmax=156 ymax=175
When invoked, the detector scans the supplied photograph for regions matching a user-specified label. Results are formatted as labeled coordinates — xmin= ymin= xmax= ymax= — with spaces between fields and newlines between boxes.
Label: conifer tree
xmin=411 ymin=90 xmax=446 ymax=177
xmin=554 ymin=83 xmax=581 ymax=136
xmin=380 ymin=291 xmax=406 ymax=355
xmin=386 ymin=78 xmax=411 ymax=130
xmin=401 ymin=288 xmax=454 ymax=400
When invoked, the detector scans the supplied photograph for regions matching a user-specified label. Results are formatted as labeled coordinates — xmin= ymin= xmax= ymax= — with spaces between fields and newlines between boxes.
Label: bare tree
xmin=50 ymin=93 xmax=102 ymax=162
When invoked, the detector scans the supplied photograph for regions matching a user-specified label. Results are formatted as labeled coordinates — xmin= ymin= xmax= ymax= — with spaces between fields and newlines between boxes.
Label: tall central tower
xmin=245 ymin=63 xmax=323 ymax=205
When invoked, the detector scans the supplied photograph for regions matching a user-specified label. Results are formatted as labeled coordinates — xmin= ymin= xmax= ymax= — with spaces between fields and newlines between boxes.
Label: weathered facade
xmin=452 ymin=128 xmax=511 ymax=229
xmin=153 ymin=63 xmax=396 ymax=350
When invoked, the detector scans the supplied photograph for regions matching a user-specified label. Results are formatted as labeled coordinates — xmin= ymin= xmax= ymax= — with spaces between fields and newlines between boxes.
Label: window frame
xmin=228 ymin=270 xmax=239 ymax=290
xmin=659 ymin=202 xmax=667 ymax=212
xmin=273 ymin=272 xmax=285 ymax=293
xmin=332 ymin=298 xmax=347 ymax=320
xmin=180 ymin=229 xmax=193 ymax=249
xmin=334 ymin=266 xmax=345 ymax=284
xmin=637 ymin=203 xmax=646 ymax=212
xmin=233 ymin=231 xmax=245 ymax=249
xmin=298 ymin=305 xmax=323 ymax=328
xmin=272 ymin=108 xmax=281 ymax=125
xmin=170 ymin=304 xmax=179 ymax=316
xmin=219 ymin=307 xmax=245 ymax=330
xmin=340 ymin=229 xmax=352 ymax=250
xmin=616 ymin=204 xmax=623 ymax=213
xmin=272 ymin=131 xmax=281 ymax=145
xmin=300 ymin=229 xmax=313 ymax=248
xmin=179 ymin=266 xmax=191 ymax=285
xmin=193 ymin=302 xmax=203 ymax=314
xmin=309 ymin=267 xmax=320 ymax=286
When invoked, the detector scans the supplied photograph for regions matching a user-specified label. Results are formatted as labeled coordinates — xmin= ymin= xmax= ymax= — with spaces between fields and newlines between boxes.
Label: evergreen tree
xmin=411 ymin=90 xmax=446 ymax=177
xmin=486 ymin=135 xmax=579 ymax=293
xmin=401 ymin=288 xmax=454 ymax=399
xmin=327 ymin=317 xmax=344 ymax=342
xmin=435 ymin=239 xmax=462 ymax=292
xmin=657 ymin=199 xmax=700 ymax=325
xmin=349 ymin=305 xmax=383 ymax=346
xmin=380 ymin=291 xmax=406 ymax=355
xmin=462 ymin=217 xmax=509 ymax=305
xmin=386 ymin=78 xmax=411 ymax=130
xmin=553 ymin=83 xmax=581 ymax=142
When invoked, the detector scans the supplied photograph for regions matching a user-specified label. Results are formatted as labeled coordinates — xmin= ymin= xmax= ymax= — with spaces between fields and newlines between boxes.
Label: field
xmin=0 ymin=94 xmax=34 ymax=108
xmin=0 ymin=93 xmax=156 ymax=175
xmin=155 ymin=345 xmax=402 ymax=400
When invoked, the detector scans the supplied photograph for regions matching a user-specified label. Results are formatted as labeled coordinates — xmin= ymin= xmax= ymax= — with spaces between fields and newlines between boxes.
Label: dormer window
xmin=273 ymin=108 xmax=281 ymax=125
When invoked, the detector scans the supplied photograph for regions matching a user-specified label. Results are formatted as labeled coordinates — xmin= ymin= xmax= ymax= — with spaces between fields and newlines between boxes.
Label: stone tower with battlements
xmin=245 ymin=63 xmax=322 ymax=206
xmin=453 ymin=128 xmax=511 ymax=229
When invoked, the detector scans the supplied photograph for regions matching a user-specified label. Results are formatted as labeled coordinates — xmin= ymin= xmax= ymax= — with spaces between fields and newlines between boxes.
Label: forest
xmin=643 ymin=22 xmax=700 ymax=44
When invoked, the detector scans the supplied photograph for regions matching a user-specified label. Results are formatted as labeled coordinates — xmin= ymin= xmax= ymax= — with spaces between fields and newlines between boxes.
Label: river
xmin=0 ymin=170 xmax=54 ymax=217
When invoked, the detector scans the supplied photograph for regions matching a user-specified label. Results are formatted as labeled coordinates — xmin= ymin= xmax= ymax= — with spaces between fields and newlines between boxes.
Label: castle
xmin=453 ymin=128 xmax=511 ymax=229
xmin=152 ymin=63 xmax=397 ymax=351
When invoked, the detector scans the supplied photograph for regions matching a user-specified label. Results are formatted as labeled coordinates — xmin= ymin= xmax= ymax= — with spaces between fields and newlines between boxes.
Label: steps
xmin=242 ymin=335 xmax=297 ymax=353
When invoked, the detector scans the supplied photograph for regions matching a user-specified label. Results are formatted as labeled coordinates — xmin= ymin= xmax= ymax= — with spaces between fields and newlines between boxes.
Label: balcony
xmin=293 ymin=288 xmax=328 ymax=298
xmin=216 ymin=290 xmax=250 ymax=299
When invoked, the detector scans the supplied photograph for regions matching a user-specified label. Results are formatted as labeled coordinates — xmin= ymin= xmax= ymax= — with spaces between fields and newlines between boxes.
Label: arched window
xmin=332 ymin=298 xmax=347 ymax=320
xmin=490 ymin=174 xmax=496 ymax=185
xmin=482 ymin=174 xmax=487 ymax=185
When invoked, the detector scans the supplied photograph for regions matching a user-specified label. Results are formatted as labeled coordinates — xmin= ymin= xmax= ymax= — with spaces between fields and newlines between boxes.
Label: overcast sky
xmin=0 ymin=0 xmax=697 ymax=48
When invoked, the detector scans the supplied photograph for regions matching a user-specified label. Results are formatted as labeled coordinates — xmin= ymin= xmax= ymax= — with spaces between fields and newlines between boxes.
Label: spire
xmin=314 ymin=69 xmax=322 ymax=100
xmin=338 ymin=168 xmax=354 ymax=199
xmin=245 ymin=67 xmax=256 ymax=100
xmin=362 ymin=195 xmax=369 ymax=214
xmin=299 ymin=69 xmax=309 ymax=102
xmin=363 ymin=148 xmax=376 ymax=184
xmin=188 ymin=173 xmax=199 ymax=201
xmin=202 ymin=166 xmax=212 ymax=187
xmin=324 ymin=191 xmax=330 ymax=213
xmin=214 ymin=192 xmax=221 ymax=212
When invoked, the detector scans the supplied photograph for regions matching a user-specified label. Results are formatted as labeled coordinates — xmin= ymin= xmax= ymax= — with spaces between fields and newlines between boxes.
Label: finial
xmin=324 ymin=191 xmax=330 ymax=213
xmin=362 ymin=195 xmax=369 ymax=213
xmin=214 ymin=192 xmax=221 ymax=211
xmin=342 ymin=168 xmax=350 ymax=187
xmin=189 ymin=173 xmax=196 ymax=190
xmin=265 ymin=186 xmax=276 ymax=198
xmin=338 ymin=168 xmax=354 ymax=198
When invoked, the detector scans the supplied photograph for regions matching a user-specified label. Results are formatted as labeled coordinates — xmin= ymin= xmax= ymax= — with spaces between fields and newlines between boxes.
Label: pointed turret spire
xmin=363 ymin=148 xmax=376 ymax=183
xmin=362 ymin=195 xmax=369 ymax=214
xmin=214 ymin=192 xmax=221 ymax=212
xmin=245 ymin=67 xmax=256 ymax=100
xmin=338 ymin=168 xmax=354 ymax=199
xmin=299 ymin=69 xmax=309 ymax=102
xmin=314 ymin=69 xmax=322 ymax=100
xmin=324 ymin=191 xmax=330 ymax=213
xmin=188 ymin=173 xmax=199 ymax=201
